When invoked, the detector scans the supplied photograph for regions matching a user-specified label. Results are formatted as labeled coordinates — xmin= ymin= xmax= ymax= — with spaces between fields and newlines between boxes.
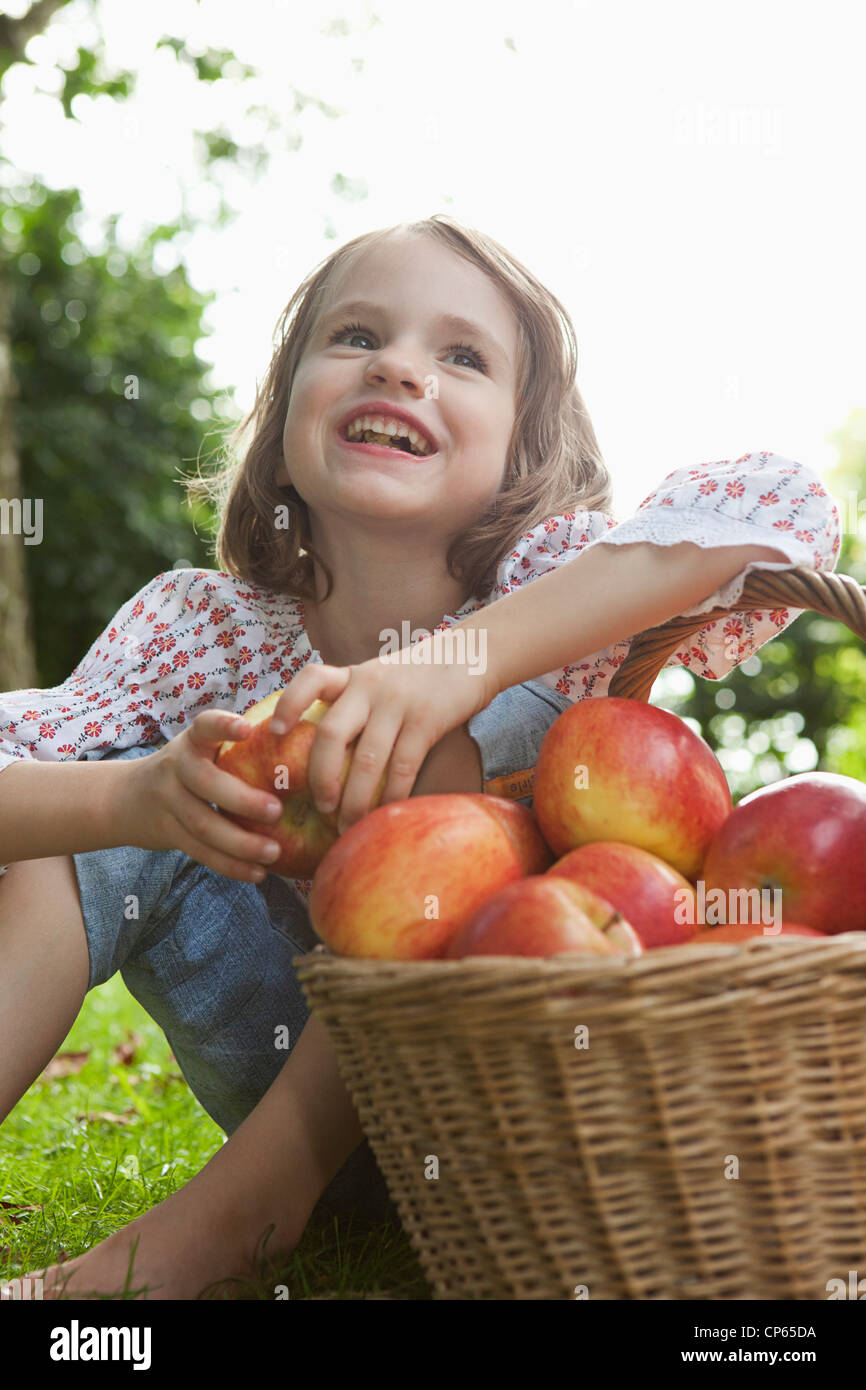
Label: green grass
xmin=0 ymin=975 xmax=431 ymax=1300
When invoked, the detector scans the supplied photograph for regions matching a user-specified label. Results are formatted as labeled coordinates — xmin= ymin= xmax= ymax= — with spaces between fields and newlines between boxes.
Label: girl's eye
xmin=447 ymin=342 xmax=489 ymax=372
xmin=327 ymin=320 xmax=489 ymax=373
xmin=328 ymin=321 xmax=376 ymax=351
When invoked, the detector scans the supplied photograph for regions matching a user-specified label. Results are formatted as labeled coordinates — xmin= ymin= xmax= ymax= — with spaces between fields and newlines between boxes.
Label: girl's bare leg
xmin=0 ymin=856 xmax=91 ymax=1124
xmin=0 ymin=854 xmax=366 ymax=1298
xmin=28 ymin=1011 xmax=366 ymax=1299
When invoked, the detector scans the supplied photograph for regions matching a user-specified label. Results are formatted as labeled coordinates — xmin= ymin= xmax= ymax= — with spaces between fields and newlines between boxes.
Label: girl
xmin=1 ymin=214 xmax=840 ymax=1298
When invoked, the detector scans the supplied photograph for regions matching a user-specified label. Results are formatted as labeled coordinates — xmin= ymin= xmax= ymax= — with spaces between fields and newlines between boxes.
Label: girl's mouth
xmin=336 ymin=425 xmax=438 ymax=461
xmin=338 ymin=412 xmax=437 ymax=457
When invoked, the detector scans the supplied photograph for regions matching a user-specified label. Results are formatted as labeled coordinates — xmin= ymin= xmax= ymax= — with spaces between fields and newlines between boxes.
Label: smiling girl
xmin=0 ymin=215 xmax=840 ymax=1297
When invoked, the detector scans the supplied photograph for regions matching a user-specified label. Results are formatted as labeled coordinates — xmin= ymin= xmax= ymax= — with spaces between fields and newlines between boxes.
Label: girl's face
xmin=277 ymin=233 xmax=519 ymax=539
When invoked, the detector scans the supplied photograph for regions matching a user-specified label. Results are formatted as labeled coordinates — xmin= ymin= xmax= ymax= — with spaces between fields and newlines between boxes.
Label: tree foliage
xmin=4 ymin=181 xmax=230 ymax=687
xmin=0 ymin=1 xmax=307 ymax=688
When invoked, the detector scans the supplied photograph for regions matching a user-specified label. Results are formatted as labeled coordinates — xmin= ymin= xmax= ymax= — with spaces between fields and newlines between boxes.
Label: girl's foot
xmin=12 ymin=1014 xmax=363 ymax=1300
xmin=19 ymin=1187 xmax=300 ymax=1301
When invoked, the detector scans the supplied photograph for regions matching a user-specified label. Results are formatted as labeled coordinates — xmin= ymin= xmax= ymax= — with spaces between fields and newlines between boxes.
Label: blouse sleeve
xmin=490 ymin=450 xmax=842 ymax=699
xmin=0 ymin=569 xmax=235 ymax=776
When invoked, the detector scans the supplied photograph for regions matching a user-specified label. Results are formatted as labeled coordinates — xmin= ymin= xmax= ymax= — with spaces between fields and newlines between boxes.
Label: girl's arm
xmin=271 ymin=538 xmax=790 ymax=831
xmin=0 ymin=757 xmax=139 ymax=862
xmin=0 ymin=567 xmax=299 ymax=874
xmin=453 ymin=538 xmax=789 ymax=695
xmin=375 ymin=546 xmax=791 ymax=807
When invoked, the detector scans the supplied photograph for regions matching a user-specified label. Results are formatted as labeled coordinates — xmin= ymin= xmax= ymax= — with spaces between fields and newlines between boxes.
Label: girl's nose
xmin=365 ymin=353 xmax=425 ymax=395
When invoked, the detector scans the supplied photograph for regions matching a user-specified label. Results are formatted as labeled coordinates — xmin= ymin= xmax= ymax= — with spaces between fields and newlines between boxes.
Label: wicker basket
xmin=296 ymin=564 xmax=866 ymax=1300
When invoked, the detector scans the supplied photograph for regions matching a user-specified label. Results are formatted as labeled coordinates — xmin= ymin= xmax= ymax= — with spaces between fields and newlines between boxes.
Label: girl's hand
xmin=113 ymin=710 xmax=286 ymax=882
xmin=268 ymin=650 xmax=495 ymax=833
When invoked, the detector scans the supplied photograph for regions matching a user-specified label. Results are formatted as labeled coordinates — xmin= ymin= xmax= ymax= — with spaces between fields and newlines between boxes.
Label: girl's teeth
xmin=343 ymin=414 xmax=431 ymax=455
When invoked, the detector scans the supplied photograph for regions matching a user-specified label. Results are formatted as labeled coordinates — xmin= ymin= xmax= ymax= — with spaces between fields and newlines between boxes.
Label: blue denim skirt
xmin=72 ymin=742 xmax=324 ymax=1136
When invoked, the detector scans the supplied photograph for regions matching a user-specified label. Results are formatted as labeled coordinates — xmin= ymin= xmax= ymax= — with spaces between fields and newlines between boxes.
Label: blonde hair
xmin=183 ymin=214 xmax=613 ymax=604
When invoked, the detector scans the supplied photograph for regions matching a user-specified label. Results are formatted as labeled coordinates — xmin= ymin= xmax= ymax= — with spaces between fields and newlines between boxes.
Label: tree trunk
xmin=0 ymin=0 xmax=77 ymax=692
xmin=0 ymin=271 xmax=38 ymax=690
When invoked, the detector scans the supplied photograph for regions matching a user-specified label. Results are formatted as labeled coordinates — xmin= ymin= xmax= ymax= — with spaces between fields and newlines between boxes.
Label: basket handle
xmin=607 ymin=563 xmax=866 ymax=702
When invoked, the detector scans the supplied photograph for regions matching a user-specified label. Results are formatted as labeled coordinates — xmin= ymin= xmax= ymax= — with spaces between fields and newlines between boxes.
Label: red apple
xmin=688 ymin=922 xmax=827 ymax=944
xmin=533 ymin=696 xmax=731 ymax=879
xmin=469 ymin=794 xmax=553 ymax=876
xmin=702 ymin=772 xmax=866 ymax=936
xmin=445 ymin=875 xmax=643 ymax=959
xmin=215 ymin=693 xmax=384 ymax=878
xmin=309 ymin=793 xmax=552 ymax=959
xmin=547 ymin=840 xmax=698 ymax=948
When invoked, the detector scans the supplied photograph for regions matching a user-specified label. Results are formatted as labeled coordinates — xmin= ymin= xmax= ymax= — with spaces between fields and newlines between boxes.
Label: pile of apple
xmin=217 ymin=693 xmax=866 ymax=961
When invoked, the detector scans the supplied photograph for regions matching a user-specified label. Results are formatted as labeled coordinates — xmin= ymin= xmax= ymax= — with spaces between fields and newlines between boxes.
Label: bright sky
xmin=3 ymin=0 xmax=865 ymax=519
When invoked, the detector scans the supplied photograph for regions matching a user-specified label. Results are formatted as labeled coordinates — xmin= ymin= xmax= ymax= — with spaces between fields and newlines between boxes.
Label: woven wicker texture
xmin=607 ymin=565 xmax=866 ymax=701
xmin=296 ymin=563 xmax=866 ymax=1300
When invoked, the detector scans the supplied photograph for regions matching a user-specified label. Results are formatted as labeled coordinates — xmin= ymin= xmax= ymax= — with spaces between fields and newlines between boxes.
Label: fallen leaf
xmin=110 ymin=1031 xmax=143 ymax=1067
xmin=75 ymin=1110 xmax=135 ymax=1127
xmin=39 ymin=1051 xmax=89 ymax=1081
xmin=0 ymin=1201 xmax=42 ymax=1225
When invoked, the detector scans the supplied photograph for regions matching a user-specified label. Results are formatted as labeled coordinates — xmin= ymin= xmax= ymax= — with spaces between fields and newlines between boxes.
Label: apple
xmin=547 ymin=840 xmax=699 ymax=948
xmin=472 ymin=794 xmax=553 ymax=877
xmin=215 ymin=692 xmax=385 ymax=878
xmin=688 ymin=922 xmax=826 ymax=944
xmin=702 ymin=772 xmax=866 ymax=936
xmin=309 ymin=793 xmax=552 ymax=959
xmin=533 ymin=696 xmax=731 ymax=880
xmin=445 ymin=875 xmax=643 ymax=959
